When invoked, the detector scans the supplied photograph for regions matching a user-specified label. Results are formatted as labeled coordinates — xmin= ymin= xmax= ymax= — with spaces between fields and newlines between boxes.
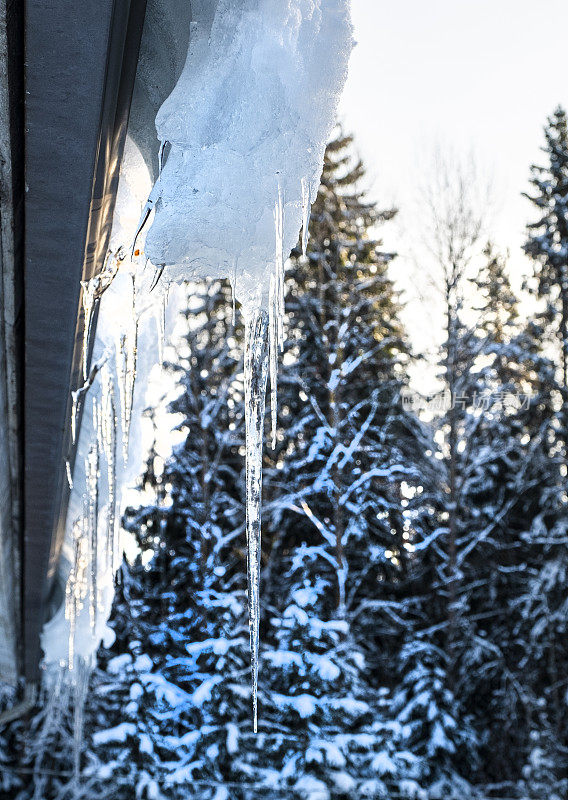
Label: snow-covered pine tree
xmin=524 ymin=105 xmax=568 ymax=450
xmin=268 ymin=130 xmax=434 ymax=674
xmin=513 ymin=106 xmax=568 ymax=790
xmin=259 ymin=131 xmax=437 ymax=798
xmin=443 ymin=244 xmax=539 ymax=783
xmin=390 ymin=157 xmax=485 ymax=796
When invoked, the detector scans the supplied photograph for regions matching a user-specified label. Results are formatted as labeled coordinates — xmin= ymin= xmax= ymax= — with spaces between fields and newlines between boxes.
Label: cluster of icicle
xmin=138 ymin=0 xmax=354 ymax=731
xmin=38 ymin=247 xmax=141 ymax=781
xmin=65 ymin=247 xmax=140 ymax=657
xmin=49 ymin=0 xmax=352 ymax=744
xmin=63 ymin=249 xmax=172 ymax=670
xmin=46 ymin=236 xmax=173 ymax=779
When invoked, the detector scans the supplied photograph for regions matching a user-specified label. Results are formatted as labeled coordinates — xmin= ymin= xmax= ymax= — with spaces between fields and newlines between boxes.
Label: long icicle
xmin=301 ymin=177 xmax=311 ymax=258
xmin=156 ymin=294 xmax=166 ymax=365
xmin=86 ymin=409 xmax=100 ymax=634
xmin=101 ymin=364 xmax=118 ymax=573
xmin=117 ymin=274 xmax=139 ymax=462
xmin=80 ymin=250 xmax=122 ymax=380
xmin=72 ymin=655 xmax=91 ymax=784
xmin=80 ymin=280 xmax=97 ymax=382
xmin=269 ymin=275 xmax=278 ymax=450
xmin=230 ymin=261 xmax=237 ymax=327
xmin=65 ymin=517 xmax=88 ymax=670
xmin=243 ymin=305 xmax=269 ymax=733
xmin=269 ymin=187 xmax=285 ymax=449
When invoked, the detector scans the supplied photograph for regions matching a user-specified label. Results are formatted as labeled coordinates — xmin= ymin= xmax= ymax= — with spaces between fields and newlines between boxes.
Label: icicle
xmin=161 ymin=292 xmax=167 ymax=358
xmin=32 ymin=667 xmax=66 ymax=800
xmin=269 ymin=273 xmax=278 ymax=450
xmin=116 ymin=333 xmax=128 ymax=459
xmin=301 ymin=177 xmax=312 ymax=258
xmin=80 ymin=250 xmax=122 ymax=380
xmin=131 ymin=179 xmax=162 ymax=260
xmin=269 ymin=187 xmax=285 ymax=449
xmin=158 ymin=139 xmax=169 ymax=177
xmin=274 ymin=186 xmax=285 ymax=349
xmin=101 ymin=364 xmax=118 ymax=573
xmin=65 ymin=460 xmax=74 ymax=490
xmin=72 ymin=656 xmax=91 ymax=783
xmin=71 ymin=392 xmax=79 ymax=445
xmin=80 ymin=279 xmax=97 ymax=382
xmin=230 ymin=263 xmax=237 ymax=327
xmin=156 ymin=301 xmax=165 ymax=365
xmin=117 ymin=275 xmax=139 ymax=462
xmin=65 ymin=517 xmax=88 ymax=670
xmin=150 ymin=264 xmax=165 ymax=292
xmin=86 ymin=424 xmax=100 ymax=634
xmin=243 ymin=305 xmax=269 ymax=733
xmin=71 ymin=355 xmax=106 ymax=445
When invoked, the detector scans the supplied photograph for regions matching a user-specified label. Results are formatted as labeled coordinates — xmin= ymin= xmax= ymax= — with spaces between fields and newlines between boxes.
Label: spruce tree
xmin=445 ymin=244 xmax=533 ymax=782
xmin=524 ymin=105 xmax=568 ymax=434
xmin=269 ymin=131 xmax=434 ymax=672
xmin=263 ymin=131 xmax=437 ymax=797
xmin=519 ymin=106 xmax=568 ymax=786
xmin=392 ymin=158 xmax=485 ymax=794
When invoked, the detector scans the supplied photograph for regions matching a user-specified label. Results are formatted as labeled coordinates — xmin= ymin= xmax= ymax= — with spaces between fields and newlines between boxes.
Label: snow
xmin=328 ymin=697 xmax=370 ymax=716
xmin=263 ymin=649 xmax=303 ymax=669
xmin=129 ymin=682 xmax=144 ymax=701
xmin=107 ymin=653 xmax=133 ymax=674
xmin=92 ymin=722 xmax=137 ymax=746
xmin=359 ymin=779 xmax=388 ymax=797
xmin=305 ymin=653 xmax=341 ymax=681
xmin=164 ymin=761 xmax=204 ymax=785
xmin=399 ymin=779 xmax=427 ymax=799
xmin=273 ymin=692 xmax=318 ymax=718
xmin=310 ymin=740 xmax=346 ymax=768
xmin=136 ymin=772 xmax=161 ymax=800
xmin=305 ymin=747 xmax=324 ymax=764
xmin=371 ymin=751 xmax=397 ymax=776
xmin=330 ymin=771 xmax=356 ymax=793
xmin=294 ymin=774 xmax=330 ymax=800
xmin=140 ymin=672 xmax=193 ymax=707
xmin=186 ymin=637 xmax=230 ymax=656
xmin=138 ymin=733 xmax=154 ymax=755
xmin=226 ymin=723 xmax=239 ymax=754
xmin=191 ymin=676 xmax=223 ymax=706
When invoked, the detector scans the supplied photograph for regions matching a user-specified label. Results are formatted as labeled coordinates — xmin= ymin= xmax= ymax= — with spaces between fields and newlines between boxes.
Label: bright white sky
xmin=339 ymin=0 xmax=568 ymax=373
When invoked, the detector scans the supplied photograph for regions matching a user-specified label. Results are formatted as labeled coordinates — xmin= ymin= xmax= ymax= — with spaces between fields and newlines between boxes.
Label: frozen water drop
xmin=243 ymin=304 xmax=269 ymax=733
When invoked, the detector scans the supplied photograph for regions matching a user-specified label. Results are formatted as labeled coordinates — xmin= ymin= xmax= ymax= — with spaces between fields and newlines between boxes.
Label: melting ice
xmin=142 ymin=0 xmax=353 ymax=728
